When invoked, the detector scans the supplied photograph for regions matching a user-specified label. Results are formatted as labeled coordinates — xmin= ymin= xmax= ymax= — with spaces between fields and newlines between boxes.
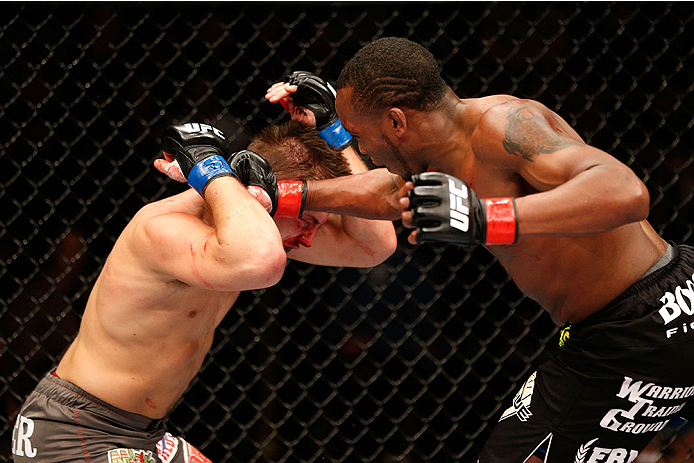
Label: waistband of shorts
xmin=577 ymin=241 xmax=690 ymax=326
xmin=35 ymin=372 xmax=164 ymax=431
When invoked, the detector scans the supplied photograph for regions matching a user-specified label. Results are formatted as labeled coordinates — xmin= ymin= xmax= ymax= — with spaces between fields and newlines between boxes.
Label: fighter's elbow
xmin=225 ymin=233 xmax=287 ymax=288
xmin=254 ymin=244 xmax=288 ymax=286
xmin=628 ymin=176 xmax=651 ymax=219
xmin=378 ymin=227 xmax=399 ymax=262
xmin=359 ymin=226 xmax=398 ymax=267
xmin=618 ymin=175 xmax=651 ymax=224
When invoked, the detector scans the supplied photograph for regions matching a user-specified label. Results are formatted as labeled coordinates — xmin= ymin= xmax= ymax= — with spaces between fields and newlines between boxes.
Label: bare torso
xmin=56 ymin=193 xmax=240 ymax=418
xmin=488 ymin=230 xmax=666 ymax=325
xmin=449 ymin=96 xmax=668 ymax=325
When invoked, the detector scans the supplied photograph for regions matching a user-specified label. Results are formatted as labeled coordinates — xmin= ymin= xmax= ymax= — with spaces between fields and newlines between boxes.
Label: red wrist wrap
xmin=275 ymin=181 xmax=305 ymax=218
xmin=484 ymin=197 xmax=518 ymax=245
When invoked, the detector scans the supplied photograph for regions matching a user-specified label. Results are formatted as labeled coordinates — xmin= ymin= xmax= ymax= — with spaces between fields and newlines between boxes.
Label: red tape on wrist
xmin=484 ymin=197 xmax=518 ymax=245
xmin=275 ymin=181 xmax=305 ymax=218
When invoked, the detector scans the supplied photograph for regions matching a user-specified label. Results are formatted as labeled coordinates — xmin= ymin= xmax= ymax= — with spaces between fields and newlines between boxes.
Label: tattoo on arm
xmin=502 ymin=106 xmax=582 ymax=161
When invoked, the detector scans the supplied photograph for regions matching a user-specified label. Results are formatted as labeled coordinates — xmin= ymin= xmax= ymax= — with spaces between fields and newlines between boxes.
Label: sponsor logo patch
xmin=448 ymin=178 xmax=471 ymax=233
xmin=599 ymin=376 xmax=693 ymax=435
xmin=186 ymin=441 xmax=213 ymax=463
xmin=500 ymin=371 xmax=536 ymax=422
xmin=573 ymin=438 xmax=638 ymax=463
xmin=107 ymin=448 xmax=157 ymax=463
xmin=658 ymin=272 xmax=694 ymax=340
xmin=559 ymin=325 xmax=571 ymax=347
xmin=180 ymin=122 xmax=225 ymax=139
xmin=156 ymin=433 xmax=179 ymax=463
xmin=11 ymin=415 xmax=37 ymax=458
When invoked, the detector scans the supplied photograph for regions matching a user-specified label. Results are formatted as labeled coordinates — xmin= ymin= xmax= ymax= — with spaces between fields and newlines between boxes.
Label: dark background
xmin=1 ymin=2 xmax=693 ymax=462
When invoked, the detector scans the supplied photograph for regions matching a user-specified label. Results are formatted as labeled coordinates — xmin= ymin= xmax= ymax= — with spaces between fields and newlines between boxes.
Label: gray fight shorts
xmin=12 ymin=372 xmax=211 ymax=463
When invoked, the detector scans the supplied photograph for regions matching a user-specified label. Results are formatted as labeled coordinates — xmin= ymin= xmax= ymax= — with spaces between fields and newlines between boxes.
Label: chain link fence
xmin=2 ymin=2 xmax=693 ymax=462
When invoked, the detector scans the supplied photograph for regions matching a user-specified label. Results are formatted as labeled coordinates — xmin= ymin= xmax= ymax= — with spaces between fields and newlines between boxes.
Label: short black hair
xmin=336 ymin=37 xmax=448 ymax=113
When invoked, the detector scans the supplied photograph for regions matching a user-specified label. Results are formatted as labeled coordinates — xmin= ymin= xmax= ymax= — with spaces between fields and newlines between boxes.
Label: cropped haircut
xmin=248 ymin=120 xmax=352 ymax=181
xmin=336 ymin=37 xmax=448 ymax=114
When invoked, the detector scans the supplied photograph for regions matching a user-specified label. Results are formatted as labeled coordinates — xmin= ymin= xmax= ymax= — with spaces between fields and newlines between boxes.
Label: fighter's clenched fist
xmin=407 ymin=172 xmax=517 ymax=246
xmin=228 ymin=149 xmax=307 ymax=218
xmin=266 ymin=71 xmax=352 ymax=150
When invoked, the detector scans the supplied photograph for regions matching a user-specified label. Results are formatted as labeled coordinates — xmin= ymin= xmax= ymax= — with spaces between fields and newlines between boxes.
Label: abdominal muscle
xmin=490 ymin=222 xmax=668 ymax=326
xmin=56 ymin=332 xmax=212 ymax=418
xmin=56 ymin=272 xmax=240 ymax=419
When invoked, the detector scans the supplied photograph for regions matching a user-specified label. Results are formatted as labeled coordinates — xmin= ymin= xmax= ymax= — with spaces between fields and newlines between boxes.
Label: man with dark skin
xmin=267 ymin=38 xmax=694 ymax=463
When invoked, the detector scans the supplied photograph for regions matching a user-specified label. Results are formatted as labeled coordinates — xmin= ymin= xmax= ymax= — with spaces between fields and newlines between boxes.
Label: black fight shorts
xmin=12 ymin=372 xmax=212 ymax=463
xmin=479 ymin=244 xmax=694 ymax=463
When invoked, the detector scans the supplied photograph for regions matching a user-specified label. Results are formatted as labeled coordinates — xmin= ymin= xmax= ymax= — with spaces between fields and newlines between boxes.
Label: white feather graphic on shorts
xmin=574 ymin=438 xmax=599 ymax=463
xmin=500 ymin=371 xmax=537 ymax=422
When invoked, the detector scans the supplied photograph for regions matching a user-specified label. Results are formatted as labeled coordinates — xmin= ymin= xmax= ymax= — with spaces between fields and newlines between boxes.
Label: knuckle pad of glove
xmin=412 ymin=184 xmax=443 ymax=198
xmin=229 ymin=151 xmax=261 ymax=180
xmin=161 ymin=130 xmax=186 ymax=157
xmin=161 ymin=124 xmax=227 ymax=176
xmin=163 ymin=125 xmax=227 ymax=153
xmin=412 ymin=206 xmax=441 ymax=225
xmin=412 ymin=172 xmax=445 ymax=186
xmin=420 ymin=224 xmax=442 ymax=235
xmin=409 ymin=185 xmax=444 ymax=208
xmin=287 ymin=71 xmax=307 ymax=85
xmin=227 ymin=152 xmax=251 ymax=183
xmin=228 ymin=150 xmax=278 ymax=199
xmin=418 ymin=229 xmax=446 ymax=243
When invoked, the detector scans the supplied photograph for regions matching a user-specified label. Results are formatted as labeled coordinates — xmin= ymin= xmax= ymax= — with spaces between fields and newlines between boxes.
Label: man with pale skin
xmin=266 ymin=38 xmax=694 ymax=463
xmin=12 ymin=115 xmax=396 ymax=462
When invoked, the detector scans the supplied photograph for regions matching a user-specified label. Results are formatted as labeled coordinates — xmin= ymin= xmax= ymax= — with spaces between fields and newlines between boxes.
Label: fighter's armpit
xmin=501 ymin=105 xmax=583 ymax=161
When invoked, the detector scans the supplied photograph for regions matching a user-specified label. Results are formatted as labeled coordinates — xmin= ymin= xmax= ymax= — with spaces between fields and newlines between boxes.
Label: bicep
xmin=474 ymin=101 xmax=650 ymax=234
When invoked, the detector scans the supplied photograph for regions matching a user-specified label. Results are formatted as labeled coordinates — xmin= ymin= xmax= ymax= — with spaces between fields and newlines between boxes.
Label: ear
xmin=387 ymin=108 xmax=407 ymax=137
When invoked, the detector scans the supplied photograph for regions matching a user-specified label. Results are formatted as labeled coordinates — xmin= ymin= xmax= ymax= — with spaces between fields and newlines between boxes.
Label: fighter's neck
xmin=419 ymin=98 xmax=473 ymax=174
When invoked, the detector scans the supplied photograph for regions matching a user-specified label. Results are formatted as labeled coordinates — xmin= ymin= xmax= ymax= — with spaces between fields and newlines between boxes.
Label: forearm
xmin=204 ymin=177 xmax=282 ymax=247
xmin=304 ymin=169 xmax=404 ymax=220
xmin=291 ymin=212 xmax=396 ymax=267
xmin=341 ymin=144 xmax=369 ymax=174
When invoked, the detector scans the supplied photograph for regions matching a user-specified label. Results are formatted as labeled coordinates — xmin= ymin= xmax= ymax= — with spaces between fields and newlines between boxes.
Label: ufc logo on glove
xmin=180 ymin=123 xmax=225 ymax=139
xmin=448 ymin=179 xmax=471 ymax=232
xmin=409 ymin=172 xmax=517 ymax=246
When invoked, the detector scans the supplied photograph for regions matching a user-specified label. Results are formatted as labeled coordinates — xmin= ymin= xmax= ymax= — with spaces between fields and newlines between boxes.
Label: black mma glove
xmin=161 ymin=123 xmax=236 ymax=196
xmin=287 ymin=71 xmax=352 ymax=150
xmin=228 ymin=150 xmax=307 ymax=218
xmin=409 ymin=172 xmax=518 ymax=246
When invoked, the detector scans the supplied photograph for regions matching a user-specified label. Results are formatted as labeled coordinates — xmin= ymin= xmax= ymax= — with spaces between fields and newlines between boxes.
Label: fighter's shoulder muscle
xmin=471 ymin=98 xmax=584 ymax=166
xmin=121 ymin=192 xmax=211 ymax=268
xmin=135 ymin=189 xmax=205 ymax=220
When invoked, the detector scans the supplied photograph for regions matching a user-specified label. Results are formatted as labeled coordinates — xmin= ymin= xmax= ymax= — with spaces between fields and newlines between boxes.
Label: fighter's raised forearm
xmin=303 ymin=168 xmax=406 ymax=221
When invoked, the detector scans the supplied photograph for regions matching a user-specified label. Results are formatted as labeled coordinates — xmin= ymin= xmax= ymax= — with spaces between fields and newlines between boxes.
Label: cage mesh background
xmin=2 ymin=2 xmax=694 ymax=462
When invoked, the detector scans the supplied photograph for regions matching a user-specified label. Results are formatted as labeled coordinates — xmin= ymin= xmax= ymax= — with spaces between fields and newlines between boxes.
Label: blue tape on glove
xmin=318 ymin=119 xmax=352 ymax=150
xmin=188 ymin=155 xmax=235 ymax=195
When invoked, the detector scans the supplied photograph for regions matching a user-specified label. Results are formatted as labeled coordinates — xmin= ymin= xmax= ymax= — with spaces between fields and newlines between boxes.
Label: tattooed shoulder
xmin=501 ymin=105 xmax=582 ymax=161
